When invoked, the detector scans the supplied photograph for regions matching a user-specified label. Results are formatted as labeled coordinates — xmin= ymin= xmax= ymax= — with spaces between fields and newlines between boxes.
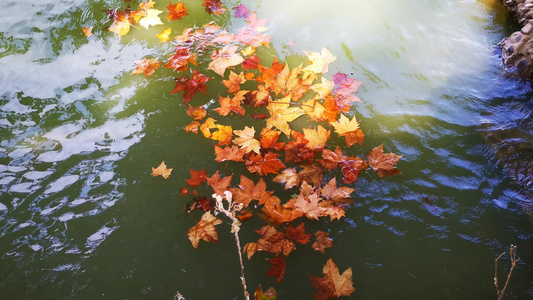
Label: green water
xmin=1 ymin=0 xmax=532 ymax=299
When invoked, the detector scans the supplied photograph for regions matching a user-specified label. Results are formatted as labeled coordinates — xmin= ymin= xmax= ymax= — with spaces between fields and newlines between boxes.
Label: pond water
xmin=1 ymin=0 xmax=532 ymax=299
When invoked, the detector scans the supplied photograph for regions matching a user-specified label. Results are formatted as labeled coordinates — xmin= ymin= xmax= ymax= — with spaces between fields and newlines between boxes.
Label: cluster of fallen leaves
xmin=118 ymin=1 xmax=405 ymax=299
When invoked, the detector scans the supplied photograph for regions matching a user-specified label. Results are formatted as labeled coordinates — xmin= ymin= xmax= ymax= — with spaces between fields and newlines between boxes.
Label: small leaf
xmin=151 ymin=161 xmax=173 ymax=179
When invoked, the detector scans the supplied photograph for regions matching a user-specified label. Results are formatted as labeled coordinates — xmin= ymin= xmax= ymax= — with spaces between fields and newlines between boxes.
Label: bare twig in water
xmin=213 ymin=191 xmax=250 ymax=300
xmin=494 ymin=245 xmax=520 ymax=300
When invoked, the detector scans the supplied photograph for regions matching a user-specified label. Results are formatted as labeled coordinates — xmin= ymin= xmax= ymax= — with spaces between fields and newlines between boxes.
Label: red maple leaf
xmin=185 ymin=168 xmax=208 ymax=187
xmin=170 ymin=70 xmax=211 ymax=104
xmin=214 ymin=145 xmax=246 ymax=162
xmin=266 ymin=256 xmax=286 ymax=283
xmin=165 ymin=46 xmax=197 ymax=72
xmin=202 ymin=0 xmax=227 ymax=15
xmin=284 ymin=222 xmax=312 ymax=245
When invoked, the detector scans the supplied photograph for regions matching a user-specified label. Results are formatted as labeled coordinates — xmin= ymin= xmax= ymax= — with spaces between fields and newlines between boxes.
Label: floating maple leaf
xmin=332 ymin=72 xmax=363 ymax=107
xmin=331 ymin=114 xmax=363 ymax=147
xmin=139 ymin=9 xmax=164 ymax=29
xmin=187 ymin=211 xmax=223 ymax=249
xmin=266 ymin=97 xmax=304 ymax=137
xmin=170 ymin=70 xmax=211 ymax=104
xmin=207 ymin=170 xmax=233 ymax=196
xmin=214 ymin=145 xmax=246 ymax=162
xmin=165 ymin=46 xmax=197 ymax=72
xmin=366 ymin=144 xmax=402 ymax=177
xmin=309 ymin=258 xmax=356 ymax=300
xmin=131 ymin=57 xmax=161 ymax=77
xmin=210 ymin=124 xmax=233 ymax=146
xmin=222 ymin=71 xmax=246 ymax=93
xmin=284 ymin=222 xmax=312 ymax=245
xmin=244 ymin=226 xmax=295 ymax=259
xmin=293 ymin=191 xmax=326 ymax=220
xmin=233 ymin=4 xmax=250 ymax=19
xmin=320 ymin=178 xmax=355 ymax=203
xmin=233 ymin=126 xmax=261 ymax=154
xmin=202 ymin=0 xmax=227 ymax=15
xmin=151 ymin=161 xmax=173 ymax=179
xmin=245 ymin=152 xmax=285 ymax=176
xmin=185 ymin=168 xmax=208 ymax=187
xmin=312 ymin=231 xmax=333 ymax=254
xmin=232 ymin=176 xmax=271 ymax=207
xmin=107 ymin=10 xmax=133 ymax=37
xmin=273 ymin=168 xmax=300 ymax=190
xmin=186 ymin=105 xmax=207 ymax=121
xmin=208 ymin=45 xmax=244 ymax=76
xmin=303 ymin=125 xmax=331 ymax=152
xmin=167 ymin=1 xmax=188 ymax=21
xmin=82 ymin=26 xmax=93 ymax=37
xmin=214 ymin=92 xmax=246 ymax=116
xmin=303 ymin=47 xmax=337 ymax=74
xmin=254 ymin=286 xmax=277 ymax=300
xmin=266 ymin=256 xmax=286 ymax=283
xmin=157 ymin=28 xmax=172 ymax=43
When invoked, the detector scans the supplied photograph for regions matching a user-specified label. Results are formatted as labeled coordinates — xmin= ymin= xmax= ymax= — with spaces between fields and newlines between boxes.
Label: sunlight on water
xmin=237 ymin=0 xmax=502 ymax=124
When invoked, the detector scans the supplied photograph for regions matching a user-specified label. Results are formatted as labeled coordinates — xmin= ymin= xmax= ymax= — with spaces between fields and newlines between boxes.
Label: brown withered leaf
xmin=273 ymin=168 xmax=300 ymax=190
xmin=367 ymin=144 xmax=402 ymax=178
xmin=207 ymin=171 xmax=233 ymax=196
xmin=284 ymin=222 xmax=312 ymax=245
xmin=214 ymin=145 xmax=246 ymax=162
xmin=187 ymin=211 xmax=223 ymax=249
xmin=309 ymin=258 xmax=356 ymax=300
xmin=312 ymin=230 xmax=333 ymax=254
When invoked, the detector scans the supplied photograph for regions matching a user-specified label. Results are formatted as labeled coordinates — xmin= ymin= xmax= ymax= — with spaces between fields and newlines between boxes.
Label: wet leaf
xmin=82 ymin=26 xmax=93 ymax=37
xmin=284 ymin=222 xmax=312 ymax=245
xmin=312 ymin=231 xmax=333 ymax=254
xmin=266 ymin=256 xmax=286 ymax=283
xmin=208 ymin=45 xmax=244 ymax=76
xmin=185 ymin=168 xmax=208 ymax=187
xmin=254 ymin=285 xmax=277 ymax=300
xmin=273 ymin=168 xmax=300 ymax=190
xmin=206 ymin=170 xmax=233 ymax=196
xmin=187 ymin=211 xmax=223 ymax=249
xmin=214 ymin=145 xmax=246 ymax=162
xmin=303 ymin=47 xmax=337 ymax=74
xmin=233 ymin=126 xmax=261 ymax=154
xmin=309 ymin=258 xmax=356 ymax=300
xmin=131 ymin=57 xmax=161 ymax=77
xmin=157 ymin=28 xmax=172 ymax=42
xmin=151 ymin=161 xmax=173 ymax=179
xmin=170 ymin=70 xmax=211 ymax=105
xmin=367 ymin=144 xmax=402 ymax=177
xmin=167 ymin=1 xmax=188 ymax=21
xmin=139 ymin=9 xmax=163 ymax=29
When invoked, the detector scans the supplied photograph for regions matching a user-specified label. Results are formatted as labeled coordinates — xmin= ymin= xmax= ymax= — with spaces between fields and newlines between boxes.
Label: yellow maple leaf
xmin=311 ymin=77 xmax=334 ymax=98
xmin=157 ymin=28 xmax=172 ymax=42
xmin=303 ymin=47 xmax=337 ymax=74
xmin=139 ymin=9 xmax=164 ymax=29
xmin=151 ymin=161 xmax=173 ymax=179
xmin=200 ymin=117 xmax=217 ymax=138
xmin=303 ymin=125 xmax=331 ymax=151
xmin=222 ymin=71 xmax=246 ymax=93
xmin=233 ymin=126 xmax=261 ymax=154
xmin=207 ymin=45 xmax=244 ymax=76
xmin=266 ymin=96 xmax=304 ymax=137
xmin=331 ymin=114 xmax=359 ymax=135
xmin=82 ymin=26 xmax=93 ymax=37
xmin=211 ymin=124 xmax=233 ymax=146
xmin=303 ymin=98 xmax=326 ymax=122
xmin=108 ymin=20 xmax=131 ymax=37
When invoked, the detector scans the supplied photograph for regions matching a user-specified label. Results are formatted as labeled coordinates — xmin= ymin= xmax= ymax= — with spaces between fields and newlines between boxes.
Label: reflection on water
xmin=0 ymin=0 xmax=532 ymax=299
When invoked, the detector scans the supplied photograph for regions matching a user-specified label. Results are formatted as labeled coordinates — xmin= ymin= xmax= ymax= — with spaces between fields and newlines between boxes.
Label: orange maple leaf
xmin=245 ymin=152 xmax=286 ymax=176
xmin=186 ymin=105 xmax=207 ymax=121
xmin=167 ymin=1 xmax=188 ymax=21
xmin=293 ymin=192 xmax=327 ymax=220
xmin=210 ymin=124 xmax=233 ymax=146
xmin=284 ymin=222 xmax=312 ymax=245
xmin=132 ymin=57 xmax=162 ymax=77
xmin=207 ymin=170 xmax=233 ymax=196
xmin=222 ymin=71 xmax=246 ymax=93
xmin=187 ymin=211 xmax=223 ymax=249
xmin=312 ymin=231 xmax=333 ymax=254
xmin=320 ymin=178 xmax=355 ymax=203
xmin=298 ymin=163 xmax=324 ymax=188
xmin=273 ymin=168 xmax=300 ymax=190
xmin=202 ymin=0 xmax=227 ymax=15
xmin=303 ymin=125 xmax=331 ymax=152
xmin=82 ymin=26 xmax=93 ymax=37
xmin=367 ymin=145 xmax=402 ymax=177
xmin=165 ymin=46 xmax=197 ymax=72
xmin=185 ymin=168 xmax=208 ymax=187
xmin=214 ymin=92 xmax=246 ymax=116
xmin=309 ymin=258 xmax=356 ymax=300
xmin=157 ymin=28 xmax=172 ymax=43
xmin=232 ymin=175 xmax=271 ymax=208
xmin=151 ymin=161 xmax=173 ymax=179
xmin=214 ymin=145 xmax=246 ymax=162
xmin=244 ymin=225 xmax=295 ymax=259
